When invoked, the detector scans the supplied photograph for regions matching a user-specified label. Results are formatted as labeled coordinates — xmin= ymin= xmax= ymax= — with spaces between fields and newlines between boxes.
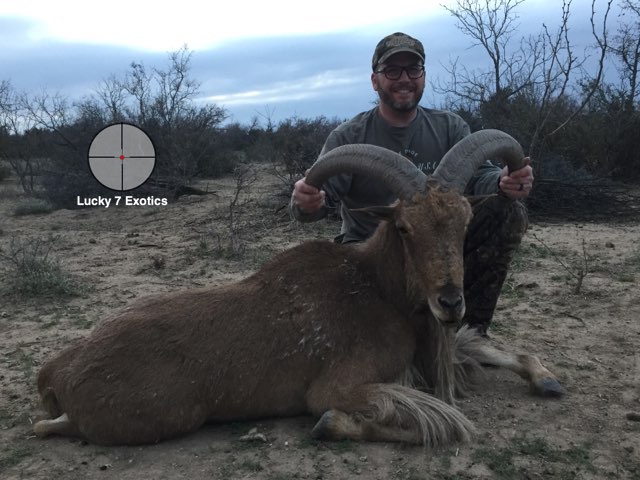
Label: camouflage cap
xmin=372 ymin=32 xmax=425 ymax=70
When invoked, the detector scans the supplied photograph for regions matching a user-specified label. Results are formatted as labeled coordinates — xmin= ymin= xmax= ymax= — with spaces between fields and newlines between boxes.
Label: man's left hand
xmin=499 ymin=157 xmax=533 ymax=199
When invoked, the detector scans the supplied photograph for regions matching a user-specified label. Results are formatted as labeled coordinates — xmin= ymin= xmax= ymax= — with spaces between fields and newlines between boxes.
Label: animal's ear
xmin=350 ymin=205 xmax=397 ymax=221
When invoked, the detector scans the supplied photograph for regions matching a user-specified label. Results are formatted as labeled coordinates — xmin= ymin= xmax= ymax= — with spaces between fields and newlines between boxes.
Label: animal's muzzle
xmin=437 ymin=284 xmax=465 ymax=324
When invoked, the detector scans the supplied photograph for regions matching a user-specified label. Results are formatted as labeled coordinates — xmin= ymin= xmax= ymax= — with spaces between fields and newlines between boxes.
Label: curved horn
xmin=305 ymin=144 xmax=427 ymax=202
xmin=432 ymin=129 xmax=524 ymax=193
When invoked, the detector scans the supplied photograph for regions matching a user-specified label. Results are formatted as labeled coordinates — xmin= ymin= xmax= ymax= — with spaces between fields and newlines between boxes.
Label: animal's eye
xmin=396 ymin=224 xmax=409 ymax=235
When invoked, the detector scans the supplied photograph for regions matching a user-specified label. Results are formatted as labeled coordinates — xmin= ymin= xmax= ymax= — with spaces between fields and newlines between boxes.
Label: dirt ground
xmin=0 ymin=165 xmax=639 ymax=480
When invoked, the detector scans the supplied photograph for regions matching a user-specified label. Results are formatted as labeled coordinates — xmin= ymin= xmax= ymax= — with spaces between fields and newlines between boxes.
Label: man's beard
xmin=378 ymin=82 xmax=424 ymax=112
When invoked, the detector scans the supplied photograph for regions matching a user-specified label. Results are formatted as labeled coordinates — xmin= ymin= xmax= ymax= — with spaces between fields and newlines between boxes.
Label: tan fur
xmin=34 ymin=187 xmax=560 ymax=446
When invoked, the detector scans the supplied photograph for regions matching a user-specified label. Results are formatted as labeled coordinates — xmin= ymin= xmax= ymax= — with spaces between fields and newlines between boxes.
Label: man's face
xmin=371 ymin=52 xmax=425 ymax=113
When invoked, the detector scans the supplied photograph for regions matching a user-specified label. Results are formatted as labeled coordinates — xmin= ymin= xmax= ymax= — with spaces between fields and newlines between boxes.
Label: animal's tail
xmin=37 ymin=362 xmax=62 ymax=418
xmin=367 ymin=383 xmax=475 ymax=447
xmin=34 ymin=361 xmax=70 ymax=438
xmin=34 ymin=346 xmax=84 ymax=439
xmin=36 ymin=343 xmax=81 ymax=418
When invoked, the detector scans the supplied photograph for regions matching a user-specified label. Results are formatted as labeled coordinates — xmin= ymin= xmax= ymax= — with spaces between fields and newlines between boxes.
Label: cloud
xmin=1 ymin=1 xmax=612 ymax=125
xmin=203 ymin=69 xmax=361 ymax=106
xmin=1 ymin=39 xmax=163 ymax=95
xmin=190 ymin=32 xmax=377 ymax=121
xmin=0 ymin=0 xmax=447 ymax=51
xmin=0 ymin=17 xmax=40 ymax=48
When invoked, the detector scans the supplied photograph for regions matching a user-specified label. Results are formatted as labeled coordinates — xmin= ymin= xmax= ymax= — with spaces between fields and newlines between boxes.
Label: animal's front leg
xmin=307 ymin=382 xmax=474 ymax=447
xmin=311 ymin=407 xmax=421 ymax=443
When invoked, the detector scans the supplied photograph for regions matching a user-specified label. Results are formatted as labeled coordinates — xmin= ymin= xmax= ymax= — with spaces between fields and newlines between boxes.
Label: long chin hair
xmin=404 ymin=317 xmax=484 ymax=405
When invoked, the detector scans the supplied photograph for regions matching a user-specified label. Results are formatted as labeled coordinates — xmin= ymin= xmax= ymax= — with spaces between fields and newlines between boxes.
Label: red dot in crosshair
xmin=120 ymin=155 xmax=125 ymax=160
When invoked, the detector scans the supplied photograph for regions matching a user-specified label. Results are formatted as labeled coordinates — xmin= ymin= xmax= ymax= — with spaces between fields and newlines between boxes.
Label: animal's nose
xmin=437 ymin=292 xmax=463 ymax=312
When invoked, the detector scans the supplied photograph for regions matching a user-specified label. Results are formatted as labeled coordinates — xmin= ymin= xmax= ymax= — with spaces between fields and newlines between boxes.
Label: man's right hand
xmin=292 ymin=178 xmax=326 ymax=213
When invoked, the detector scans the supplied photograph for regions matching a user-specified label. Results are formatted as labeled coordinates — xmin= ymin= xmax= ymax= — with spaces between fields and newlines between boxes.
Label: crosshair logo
xmin=88 ymin=122 xmax=156 ymax=191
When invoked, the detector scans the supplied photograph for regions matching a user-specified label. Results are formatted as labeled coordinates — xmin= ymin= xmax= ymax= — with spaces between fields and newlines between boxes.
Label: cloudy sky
xmin=0 ymin=0 xmax=616 ymax=125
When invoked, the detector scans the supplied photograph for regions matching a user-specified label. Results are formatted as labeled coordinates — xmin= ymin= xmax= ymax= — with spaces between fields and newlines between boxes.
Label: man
xmin=289 ymin=32 xmax=533 ymax=335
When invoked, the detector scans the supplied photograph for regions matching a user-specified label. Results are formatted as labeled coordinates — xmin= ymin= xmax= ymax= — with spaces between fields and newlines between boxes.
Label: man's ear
xmin=350 ymin=205 xmax=396 ymax=221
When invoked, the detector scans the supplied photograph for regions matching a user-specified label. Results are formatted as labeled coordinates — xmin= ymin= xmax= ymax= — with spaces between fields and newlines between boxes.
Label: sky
xmin=0 ymin=0 xmax=618 ymax=125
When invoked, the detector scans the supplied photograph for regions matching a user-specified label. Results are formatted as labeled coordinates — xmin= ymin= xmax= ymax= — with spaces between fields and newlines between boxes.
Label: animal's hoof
xmin=311 ymin=411 xmax=333 ymax=439
xmin=533 ymin=377 xmax=565 ymax=398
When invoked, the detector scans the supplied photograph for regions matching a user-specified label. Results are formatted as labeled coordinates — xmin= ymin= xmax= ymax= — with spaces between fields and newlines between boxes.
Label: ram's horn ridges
xmin=432 ymin=129 xmax=524 ymax=193
xmin=305 ymin=144 xmax=428 ymax=201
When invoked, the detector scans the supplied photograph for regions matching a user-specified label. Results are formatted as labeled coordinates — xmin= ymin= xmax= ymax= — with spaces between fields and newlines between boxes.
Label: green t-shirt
xmin=292 ymin=106 xmax=501 ymax=242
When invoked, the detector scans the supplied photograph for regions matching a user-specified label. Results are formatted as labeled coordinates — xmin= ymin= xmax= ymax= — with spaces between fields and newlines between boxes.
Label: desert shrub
xmin=13 ymin=198 xmax=54 ymax=216
xmin=142 ymin=103 xmax=228 ymax=183
xmin=0 ymin=236 xmax=83 ymax=297
xmin=199 ymin=122 xmax=258 ymax=178
xmin=557 ymin=107 xmax=640 ymax=180
xmin=34 ymin=119 xmax=115 ymax=208
xmin=0 ymin=162 xmax=9 ymax=181
xmin=3 ymin=48 xmax=229 ymax=207
xmin=268 ymin=116 xmax=343 ymax=189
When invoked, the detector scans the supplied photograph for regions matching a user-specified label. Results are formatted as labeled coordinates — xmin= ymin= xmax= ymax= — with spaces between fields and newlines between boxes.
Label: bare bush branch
xmin=547 ymin=0 xmax=613 ymax=137
xmin=609 ymin=0 xmax=640 ymax=111
xmin=531 ymin=233 xmax=589 ymax=294
xmin=223 ymin=165 xmax=257 ymax=257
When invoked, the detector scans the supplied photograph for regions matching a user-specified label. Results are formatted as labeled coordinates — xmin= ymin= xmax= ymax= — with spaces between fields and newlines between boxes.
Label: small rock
xmin=626 ymin=412 xmax=640 ymax=422
xmin=605 ymin=241 xmax=615 ymax=248
xmin=359 ymin=456 xmax=368 ymax=462
xmin=239 ymin=427 xmax=268 ymax=442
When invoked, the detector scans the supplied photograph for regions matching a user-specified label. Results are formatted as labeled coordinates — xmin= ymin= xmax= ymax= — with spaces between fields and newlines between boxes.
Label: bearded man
xmin=289 ymin=32 xmax=533 ymax=335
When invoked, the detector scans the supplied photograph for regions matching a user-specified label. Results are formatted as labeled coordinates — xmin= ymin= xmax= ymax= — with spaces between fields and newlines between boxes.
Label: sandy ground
xmin=1 ymin=165 xmax=639 ymax=480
